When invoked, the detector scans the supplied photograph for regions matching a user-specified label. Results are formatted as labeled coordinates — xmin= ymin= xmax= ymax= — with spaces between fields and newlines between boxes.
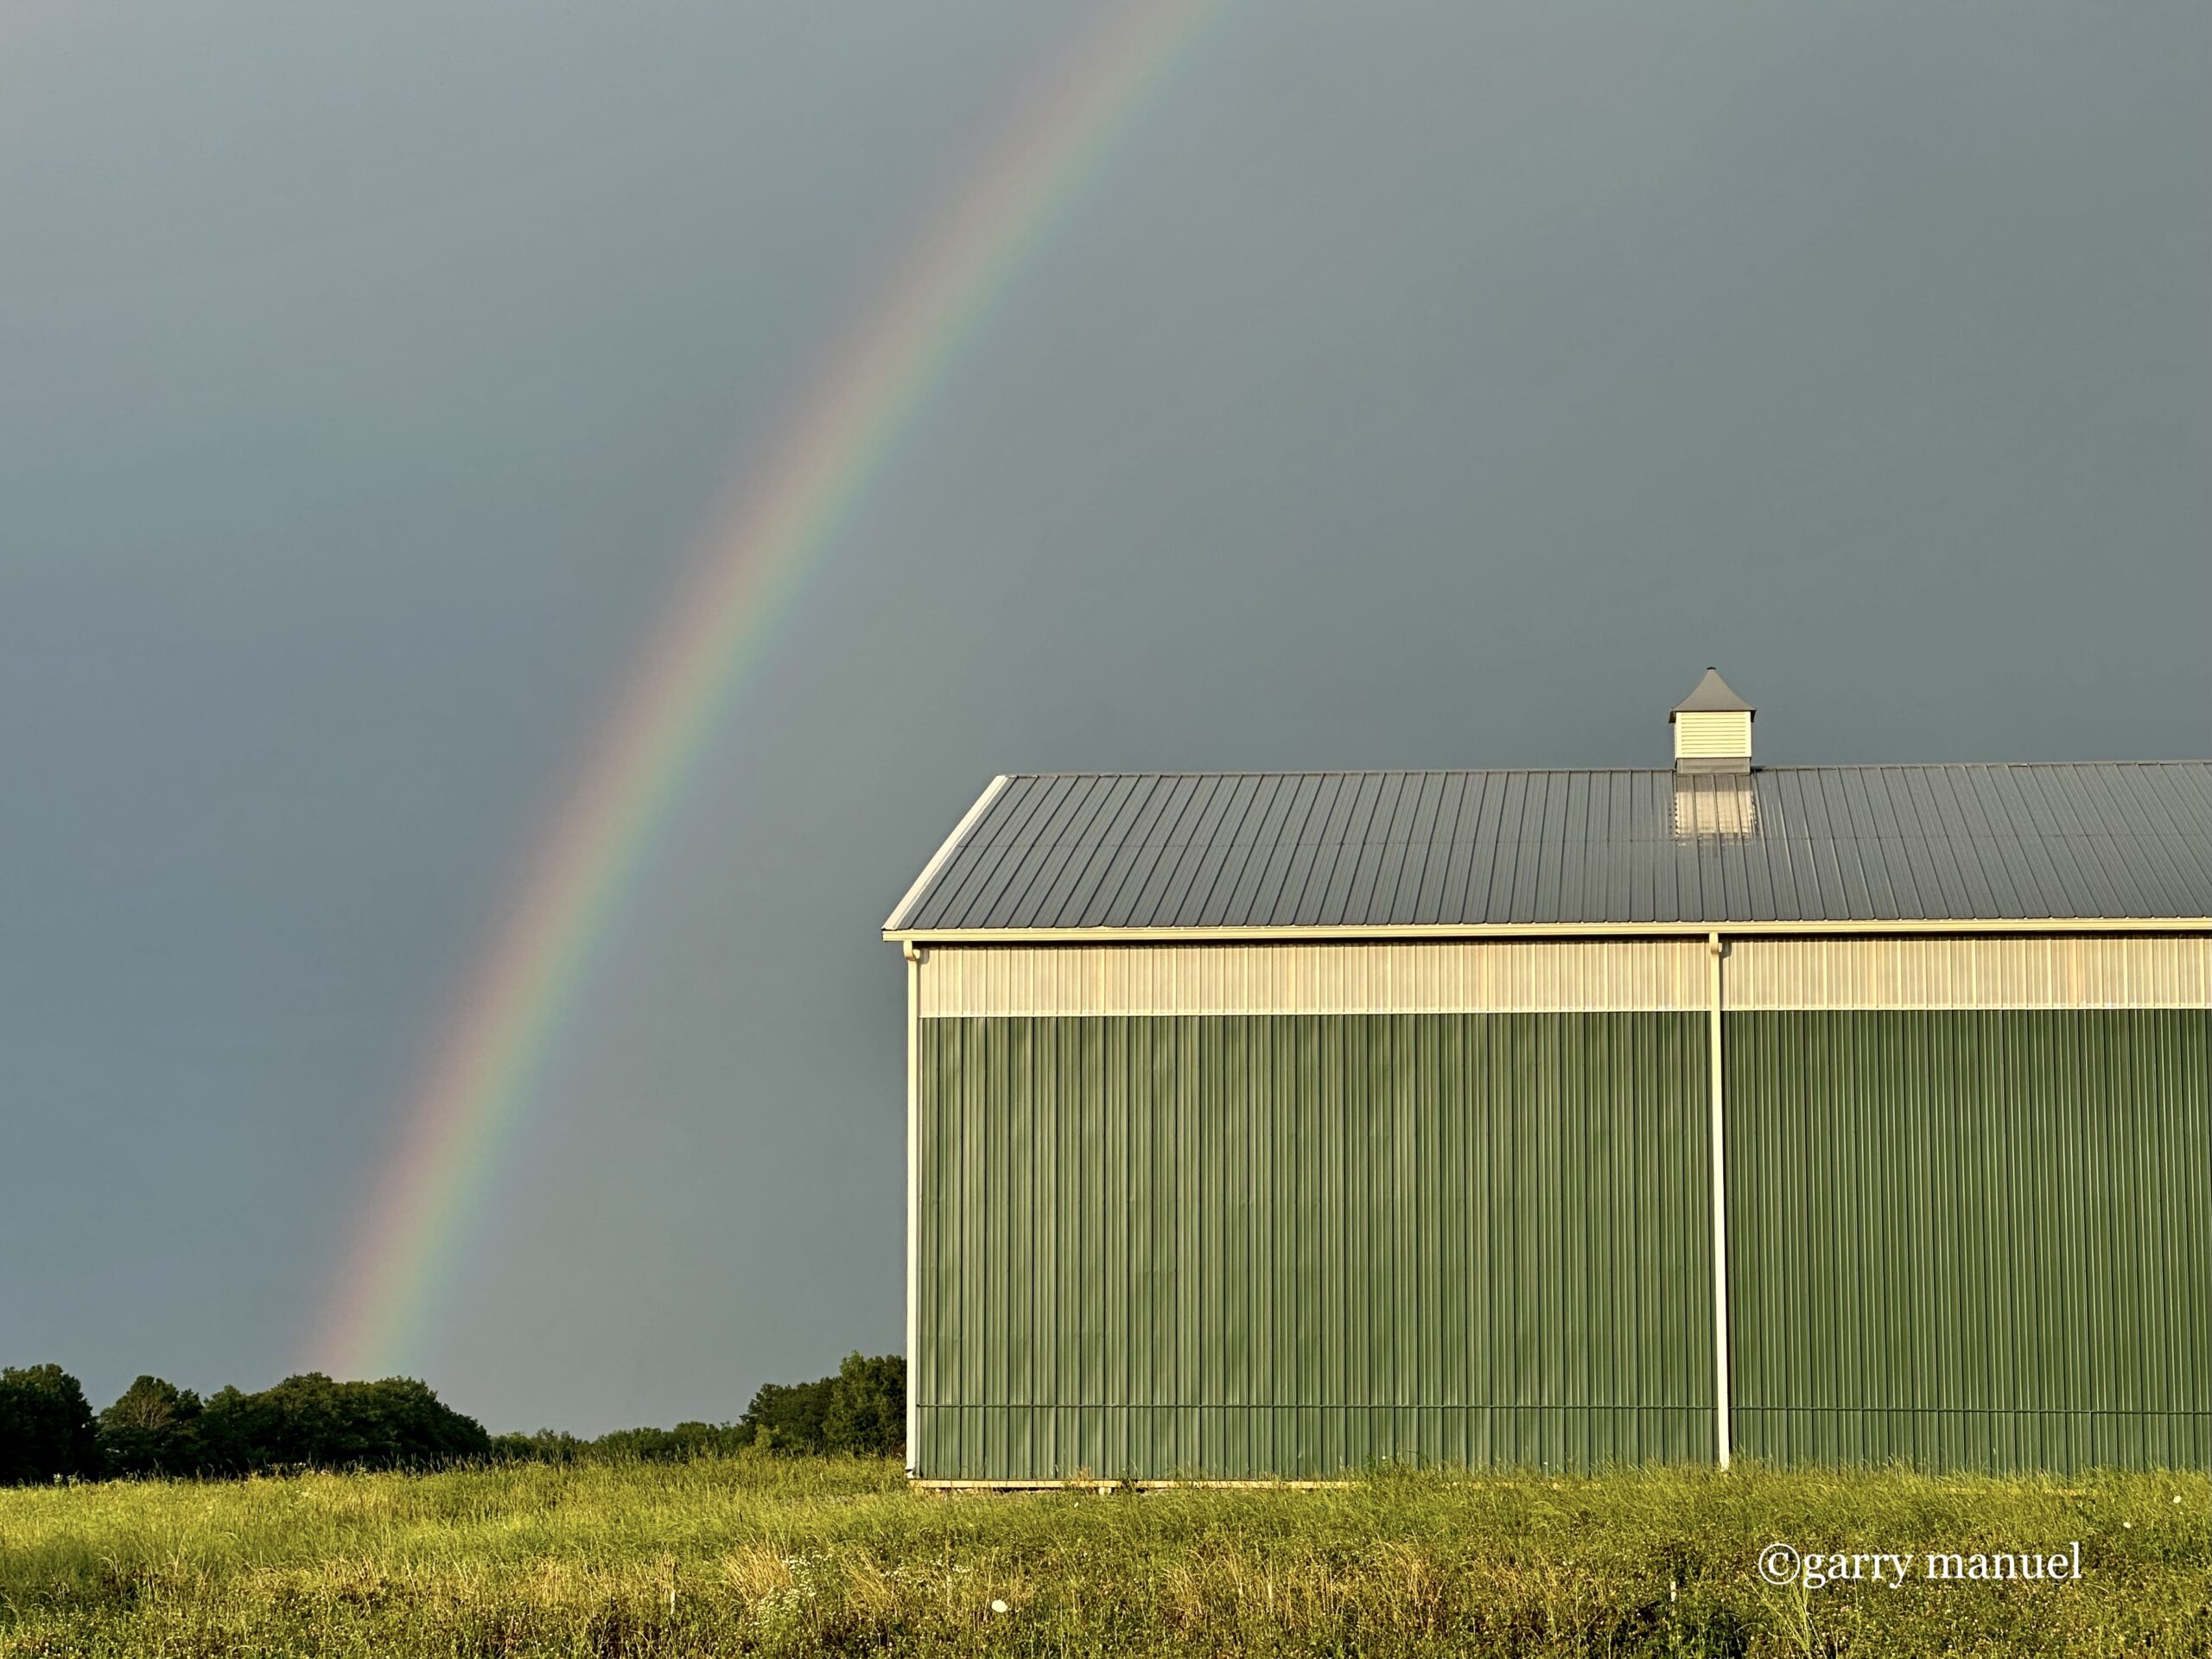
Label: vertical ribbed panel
xmin=1726 ymin=1009 xmax=2212 ymax=1472
xmin=914 ymin=1013 xmax=1713 ymax=1481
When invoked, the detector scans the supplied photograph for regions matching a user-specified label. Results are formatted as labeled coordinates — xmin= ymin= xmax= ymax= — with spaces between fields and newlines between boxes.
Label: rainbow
xmin=311 ymin=0 xmax=1225 ymax=1379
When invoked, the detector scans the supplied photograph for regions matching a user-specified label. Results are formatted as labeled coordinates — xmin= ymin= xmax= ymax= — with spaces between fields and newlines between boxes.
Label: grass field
xmin=1 ymin=1455 xmax=2204 ymax=1656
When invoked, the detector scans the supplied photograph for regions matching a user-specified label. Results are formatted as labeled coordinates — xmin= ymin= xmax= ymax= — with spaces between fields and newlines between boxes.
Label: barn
xmin=882 ymin=671 xmax=2209 ymax=1482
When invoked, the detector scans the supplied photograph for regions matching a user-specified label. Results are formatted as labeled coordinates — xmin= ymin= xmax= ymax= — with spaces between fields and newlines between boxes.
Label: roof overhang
xmin=886 ymin=917 xmax=2212 ymax=945
xmin=882 ymin=773 xmax=1011 ymax=934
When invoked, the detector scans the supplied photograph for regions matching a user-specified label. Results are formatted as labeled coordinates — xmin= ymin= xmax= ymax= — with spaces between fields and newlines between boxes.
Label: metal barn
xmin=883 ymin=672 xmax=2210 ymax=1482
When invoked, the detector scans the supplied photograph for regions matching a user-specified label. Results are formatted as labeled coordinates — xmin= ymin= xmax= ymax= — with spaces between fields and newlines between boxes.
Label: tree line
xmin=0 ymin=1353 xmax=902 ymax=1484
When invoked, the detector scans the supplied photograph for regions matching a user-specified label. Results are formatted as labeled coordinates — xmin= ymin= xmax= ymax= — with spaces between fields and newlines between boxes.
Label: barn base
xmin=911 ymin=1478 xmax=1347 ymax=1494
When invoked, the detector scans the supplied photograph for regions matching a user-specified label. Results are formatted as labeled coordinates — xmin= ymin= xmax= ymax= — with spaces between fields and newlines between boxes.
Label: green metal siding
xmin=915 ymin=1013 xmax=1713 ymax=1480
xmin=1726 ymin=1009 xmax=2212 ymax=1472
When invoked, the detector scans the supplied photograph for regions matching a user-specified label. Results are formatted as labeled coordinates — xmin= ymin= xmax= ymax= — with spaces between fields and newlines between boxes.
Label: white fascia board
xmin=882 ymin=774 xmax=1012 ymax=934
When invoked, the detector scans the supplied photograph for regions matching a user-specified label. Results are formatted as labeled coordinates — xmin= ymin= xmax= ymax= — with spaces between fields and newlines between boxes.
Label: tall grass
xmin=1 ymin=1455 xmax=2203 ymax=1656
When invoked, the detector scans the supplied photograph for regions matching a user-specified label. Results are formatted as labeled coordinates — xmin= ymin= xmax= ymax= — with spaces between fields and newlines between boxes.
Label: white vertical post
xmin=905 ymin=944 xmax=922 ymax=1478
xmin=1708 ymin=930 xmax=1732 ymax=1470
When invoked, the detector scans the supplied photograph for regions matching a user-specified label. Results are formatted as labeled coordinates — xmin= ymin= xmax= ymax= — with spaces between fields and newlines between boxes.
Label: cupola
xmin=1670 ymin=667 xmax=1754 ymax=773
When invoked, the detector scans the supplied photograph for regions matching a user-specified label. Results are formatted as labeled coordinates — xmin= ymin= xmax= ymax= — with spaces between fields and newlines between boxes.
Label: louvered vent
xmin=1675 ymin=711 xmax=1752 ymax=760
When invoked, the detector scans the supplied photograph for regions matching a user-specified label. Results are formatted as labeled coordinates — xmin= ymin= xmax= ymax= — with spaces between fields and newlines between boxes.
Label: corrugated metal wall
xmin=1726 ymin=1009 xmax=2212 ymax=1472
xmin=910 ymin=940 xmax=2211 ymax=1479
xmin=915 ymin=1013 xmax=1713 ymax=1480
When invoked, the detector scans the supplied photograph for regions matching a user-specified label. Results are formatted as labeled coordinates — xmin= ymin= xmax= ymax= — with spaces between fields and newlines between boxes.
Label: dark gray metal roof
xmin=1671 ymin=667 xmax=1754 ymax=718
xmin=886 ymin=763 xmax=2212 ymax=932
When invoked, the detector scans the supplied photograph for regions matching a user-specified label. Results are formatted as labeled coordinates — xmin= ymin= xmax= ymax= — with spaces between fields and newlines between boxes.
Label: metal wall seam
xmin=1709 ymin=931 xmax=1731 ymax=1469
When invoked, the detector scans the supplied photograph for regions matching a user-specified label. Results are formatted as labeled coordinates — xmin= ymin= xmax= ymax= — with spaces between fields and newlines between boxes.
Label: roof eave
xmin=880 ymin=774 xmax=1012 ymax=933
xmin=886 ymin=917 xmax=2212 ymax=944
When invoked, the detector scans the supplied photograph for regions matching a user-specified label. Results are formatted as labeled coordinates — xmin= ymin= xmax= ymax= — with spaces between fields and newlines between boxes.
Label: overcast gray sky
xmin=3 ymin=2 xmax=2205 ymax=1434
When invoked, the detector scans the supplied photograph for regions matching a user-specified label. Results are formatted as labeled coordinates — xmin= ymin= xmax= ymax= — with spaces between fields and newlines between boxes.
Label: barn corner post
xmin=1708 ymin=928 xmax=1732 ymax=1471
xmin=904 ymin=939 xmax=925 ymax=1478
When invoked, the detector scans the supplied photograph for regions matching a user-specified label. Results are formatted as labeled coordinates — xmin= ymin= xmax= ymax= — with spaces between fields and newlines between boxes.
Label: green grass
xmin=1 ymin=1456 xmax=2204 ymax=1656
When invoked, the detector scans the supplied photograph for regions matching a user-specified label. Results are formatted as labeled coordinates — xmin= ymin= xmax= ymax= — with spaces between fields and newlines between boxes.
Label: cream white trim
xmin=1726 ymin=934 xmax=2210 ymax=1011
xmin=917 ymin=935 xmax=2210 ymax=1018
xmin=1707 ymin=931 xmax=1731 ymax=1472
xmin=884 ymin=775 xmax=1011 ymax=933
xmin=921 ymin=939 xmax=1706 ymax=1016
xmin=904 ymin=945 xmax=921 ymax=1476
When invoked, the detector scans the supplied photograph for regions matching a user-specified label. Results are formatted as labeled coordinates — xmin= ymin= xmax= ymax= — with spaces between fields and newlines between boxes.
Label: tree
xmin=823 ymin=1352 xmax=904 ymax=1457
xmin=488 ymin=1421 xmax=755 ymax=1465
xmin=0 ymin=1364 xmax=101 ymax=1484
xmin=487 ymin=1427 xmax=590 ymax=1465
xmin=739 ymin=1377 xmax=834 ymax=1453
xmin=590 ymin=1421 xmax=753 ymax=1463
xmin=98 ymin=1375 xmax=204 ymax=1478
xmin=194 ymin=1374 xmax=490 ymax=1474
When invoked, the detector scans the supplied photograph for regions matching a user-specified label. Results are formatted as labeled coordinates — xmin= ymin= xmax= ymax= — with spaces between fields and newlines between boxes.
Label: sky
xmin=3 ymin=1 xmax=2205 ymax=1436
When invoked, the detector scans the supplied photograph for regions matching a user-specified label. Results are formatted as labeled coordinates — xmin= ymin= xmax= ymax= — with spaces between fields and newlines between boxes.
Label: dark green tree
xmin=194 ymin=1374 xmax=489 ymax=1474
xmin=97 ymin=1375 xmax=204 ymax=1478
xmin=0 ymin=1364 xmax=101 ymax=1484
xmin=488 ymin=1421 xmax=754 ymax=1465
xmin=739 ymin=1377 xmax=834 ymax=1453
xmin=590 ymin=1421 xmax=753 ymax=1462
xmin=487 ymin=1428 xmax=591 ymax=1465
xmin=823 ymin=1352 xmax=905 ymax=1457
